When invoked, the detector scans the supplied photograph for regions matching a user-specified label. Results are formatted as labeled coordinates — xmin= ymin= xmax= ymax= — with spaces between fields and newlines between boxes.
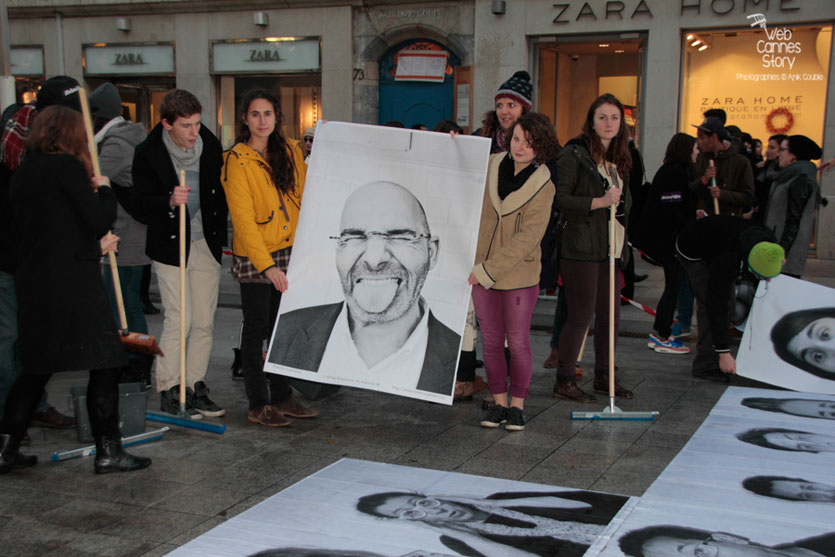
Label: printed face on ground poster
xmin=596 ymin=387 xmax=835 ymax=557
xmin=737 ymin=275 xmax=835 ymax=394
xmin=264 ymin=123 xmax=490 ymax=404
xmin=167 ymin=458 xmax=635 ymax=557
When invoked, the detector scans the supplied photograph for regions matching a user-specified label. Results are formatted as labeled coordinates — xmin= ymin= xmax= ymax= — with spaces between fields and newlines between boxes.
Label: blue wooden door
xmin=378 ymin=40 xmax=460 ymax=129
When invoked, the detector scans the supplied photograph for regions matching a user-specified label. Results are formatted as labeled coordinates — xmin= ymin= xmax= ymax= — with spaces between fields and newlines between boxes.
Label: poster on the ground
xmin=596 ymin=387 xmax=835 ymax=556
xmin=736 ymin=275 xmax=835 ymax=394
xmin=264 ymin=122 xmax=490 ymax=405
xmin=166 ymin=458 xmax=635 ymax=557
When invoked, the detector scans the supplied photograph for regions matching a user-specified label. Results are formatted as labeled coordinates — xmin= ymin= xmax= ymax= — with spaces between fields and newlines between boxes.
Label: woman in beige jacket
xmin=468 ymin=112 xmax=560 ymax=431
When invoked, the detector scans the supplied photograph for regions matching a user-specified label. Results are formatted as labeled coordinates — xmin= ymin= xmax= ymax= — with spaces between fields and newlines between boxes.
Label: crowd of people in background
xmin=0 ymin=69 xmax=829 ymax=475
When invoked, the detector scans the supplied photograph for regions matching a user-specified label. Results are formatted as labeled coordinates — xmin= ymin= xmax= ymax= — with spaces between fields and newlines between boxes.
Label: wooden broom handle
xmin=609 ymin=204 xmax=616 ymax=399
xmin=79 ymin=88 xmax=129 ymax=334
xmin=179 ymin=170 xmax=187 ymax=406
xmin=709 ymin=160 xmax=720 ymax=215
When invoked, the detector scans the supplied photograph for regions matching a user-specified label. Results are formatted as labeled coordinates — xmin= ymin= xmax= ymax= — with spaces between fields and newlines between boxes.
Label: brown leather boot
xmin=552 ymin=381 xmax=596 ymax=403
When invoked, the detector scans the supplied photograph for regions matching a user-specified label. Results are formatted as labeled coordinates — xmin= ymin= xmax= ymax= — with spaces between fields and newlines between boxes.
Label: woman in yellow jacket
xmin=222 ymin=89 xmax=318 ymax=427
xmin=468 ymin=112 xmax=560 ymax=431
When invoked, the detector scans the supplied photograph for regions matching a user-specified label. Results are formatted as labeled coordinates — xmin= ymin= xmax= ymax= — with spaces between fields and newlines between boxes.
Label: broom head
xmin=120 ymin=330 xmax=164 ymax=356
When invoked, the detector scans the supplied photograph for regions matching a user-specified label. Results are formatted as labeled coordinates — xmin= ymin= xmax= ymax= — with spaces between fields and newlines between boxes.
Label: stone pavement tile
xmin=394 ymin=448 xmax=473 ymax=472
xmin=554 ymin=434 xmax=634 ymax=460
xmin=633 ymin=429 xmax=693 ymax=450
xmin=0 ymin=485 xmax=74 ymax=519
xmin=40 ymin=499 xmax=144 ymax=533
xmin=0 ymin=517 xmax=81 ymax=556
xmin=78 ymin=474 xmax=187 ymax=507
xmin=139 ymin=543 xmax=178 ymax=557
xmin=425 ymin=423 xmax=509 ymax=454
xmin=576 ymin=419 xmax=652 ymax=444
xmin=478 ymin=440 xmax=554 ymax=463
xmin=165 ymin=517 xmax=227 ymax=545
xmin=539 ymin=449 xmax=619 ymax=478
xmin=590 ymin=444 xmax=683 ymax=496
xmin=194 ymin=460 xmax=301 ymax=496
xmin=495 ymin=428 xmax=572 ymax=451
xmin=137 ymin=454 xmax=224 ymax=486
xmin=151 ymin=483 xmax=251 ymax=517
xmin=454 ymin=454 xmax=539 ymax=481
xmin=216 ymin=493 xmax=272 ymax=521
xmin=520 ymin=460 xmax=608 ymax=490
xmin=42 ymin=533 xmax=157 ymax=557
xmin=98 ymin=507 xmax=210 ymax=544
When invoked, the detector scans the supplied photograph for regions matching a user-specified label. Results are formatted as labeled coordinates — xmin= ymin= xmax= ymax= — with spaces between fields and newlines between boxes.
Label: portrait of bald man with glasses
xmin=268 ymin=181 xmax=461 ymax=396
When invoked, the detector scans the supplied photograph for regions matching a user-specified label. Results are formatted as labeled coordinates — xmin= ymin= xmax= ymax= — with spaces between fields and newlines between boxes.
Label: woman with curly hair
xmin=469 ymin=112 xmax=561 ymax=431
xmin=553 ymin=93 xmax=632 ymax=403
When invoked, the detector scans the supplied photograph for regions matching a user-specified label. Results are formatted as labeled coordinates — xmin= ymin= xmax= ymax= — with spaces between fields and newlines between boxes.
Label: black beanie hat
xmin=36 ymin=75 xmax=81 ymax=111
xmin=786 ymin=135 xmax=822 ymax=161
xmin=495 ymin=71 xmax=532 ymax=110
xmin=89 ymin=83 xmax=123 ymax=121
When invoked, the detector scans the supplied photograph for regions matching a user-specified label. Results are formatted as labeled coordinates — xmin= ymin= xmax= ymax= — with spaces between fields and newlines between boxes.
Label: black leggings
xmin=1 ymin=368 xmax=120 ymax=439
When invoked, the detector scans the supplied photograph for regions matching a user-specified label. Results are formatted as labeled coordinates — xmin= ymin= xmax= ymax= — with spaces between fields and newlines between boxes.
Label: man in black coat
xmin=132 ymin=89 xmax=227 ymax=418
xmin=675 ymin=215 xmax=783 ymax=382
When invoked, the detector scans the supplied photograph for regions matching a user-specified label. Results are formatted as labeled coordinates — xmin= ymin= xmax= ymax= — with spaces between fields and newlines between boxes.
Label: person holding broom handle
xmin=132 ymin=89 xmax=228 ymax=419
xmin=691 ymin=116 xmax=753 ymax=218
xmin=552 ymin=93 xmax=633 ymax=403
xmin=0 ymin=105 xmax=151 ymax=474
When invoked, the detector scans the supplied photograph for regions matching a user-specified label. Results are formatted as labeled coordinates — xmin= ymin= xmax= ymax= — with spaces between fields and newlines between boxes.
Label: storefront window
xmin=680 ymin=24 xmax=832 ymax=148
xmin=536 ymin=36 xmax=645 ymax=144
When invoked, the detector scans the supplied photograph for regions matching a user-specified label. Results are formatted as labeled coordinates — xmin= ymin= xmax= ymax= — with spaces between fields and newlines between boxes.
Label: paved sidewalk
xmin=2 ymin=257 xmax=832 ymax=556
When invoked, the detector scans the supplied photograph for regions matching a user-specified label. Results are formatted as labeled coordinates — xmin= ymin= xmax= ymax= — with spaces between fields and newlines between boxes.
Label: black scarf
xmin=498 ymin=153 xmax=537 ymax=200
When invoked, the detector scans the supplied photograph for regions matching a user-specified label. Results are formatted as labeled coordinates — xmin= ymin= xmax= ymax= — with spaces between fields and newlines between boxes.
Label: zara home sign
xmin=83 ymin=44 xmax=174 ymax=76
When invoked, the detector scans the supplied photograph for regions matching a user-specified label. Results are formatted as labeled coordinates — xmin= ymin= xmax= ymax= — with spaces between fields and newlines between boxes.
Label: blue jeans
xmin=0 ymin=271 xmax=48 ymax=415
xmin=675 ymin=274 xmax=694 ymax=331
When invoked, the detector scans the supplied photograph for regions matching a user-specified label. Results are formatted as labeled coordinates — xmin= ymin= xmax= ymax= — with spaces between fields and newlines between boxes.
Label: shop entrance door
xmin=536 ymin=36 xmax=645 ymax=144
xmin=377 ymin=39 xmax=460 ymax=129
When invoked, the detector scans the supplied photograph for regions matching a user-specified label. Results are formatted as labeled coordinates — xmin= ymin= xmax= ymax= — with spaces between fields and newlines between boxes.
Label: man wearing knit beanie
xmin=675 ymin=215 xmax=784 ymax=382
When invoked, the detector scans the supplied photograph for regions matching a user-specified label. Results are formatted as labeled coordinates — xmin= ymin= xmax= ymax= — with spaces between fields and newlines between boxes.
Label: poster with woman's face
xmin=737 ymin=275 xmax=835 ymax=394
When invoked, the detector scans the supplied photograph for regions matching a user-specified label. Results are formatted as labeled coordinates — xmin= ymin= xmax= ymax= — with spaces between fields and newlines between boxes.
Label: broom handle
xmin=709 ymin=160 xmax=720 ymax=215
xmin=577 ymin=326 xmax=589 ymax=366
xmin=179 ymin=170 xmax=187 ymax=407
xmin=79 ymin=88 xmax=129 ymax=335
xmin=609 ymin=204 xmax=616 ymax=404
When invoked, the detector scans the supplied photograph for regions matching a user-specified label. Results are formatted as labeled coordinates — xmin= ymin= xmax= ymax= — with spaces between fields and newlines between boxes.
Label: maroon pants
xmin=556 ymin=259 xmax=620 ymax=382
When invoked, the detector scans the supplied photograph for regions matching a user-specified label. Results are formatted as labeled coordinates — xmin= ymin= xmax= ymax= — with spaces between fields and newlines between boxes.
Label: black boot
xmin=0 ymin=433 xmax=37 ymax=474
xmin=94 ymin=437 xmax=152 ymax=474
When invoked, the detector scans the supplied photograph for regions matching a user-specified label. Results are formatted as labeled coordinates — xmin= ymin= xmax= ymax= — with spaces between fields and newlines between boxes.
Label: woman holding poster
xmin=222 ymin=89 xmax=318 ymax=428
xmin=469 ymin=112 xmax=559 ymax=431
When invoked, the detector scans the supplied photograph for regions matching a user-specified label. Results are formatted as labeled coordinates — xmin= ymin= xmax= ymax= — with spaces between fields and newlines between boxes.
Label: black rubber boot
xmin=94 ymin=437 xmax=152 ymax=474
xmin=0 ymin=433 xmax=37 ymax=474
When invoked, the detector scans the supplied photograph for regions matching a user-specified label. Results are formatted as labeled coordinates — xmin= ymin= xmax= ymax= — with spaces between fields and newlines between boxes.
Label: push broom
xmin=146 ymin=170 xmax=226 ymax=434
xmin=79 ymin=88 xmax=163 ymax=357
xmin=571 ymin=202 xmax=658 ymax=421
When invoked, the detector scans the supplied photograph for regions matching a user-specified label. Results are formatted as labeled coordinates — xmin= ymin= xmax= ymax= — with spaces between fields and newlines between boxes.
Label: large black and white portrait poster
xmin=597 ymin=387 xmax=835 ymax=557
xmin=736 ymin=275 xmax=835 ymax=394
xmin=167 ymin=458 xmax=635 ymax=557
xmin=265 ymin=122 xmax=491 ymax=404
